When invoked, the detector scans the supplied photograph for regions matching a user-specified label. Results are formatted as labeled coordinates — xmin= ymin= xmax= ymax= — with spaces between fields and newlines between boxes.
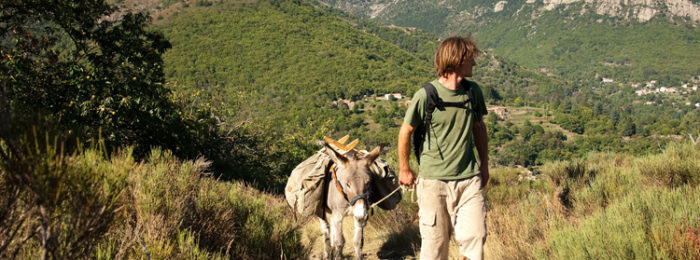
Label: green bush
xmin=485 ymin=141 xmax=699 ymax=259
xmin=636 ymin=142 xmax=700 ymax=187
xmin=0 ymin=138 xmax=307 ymax=259
xmin=485 ymin=167 xmax=551 ymax=207
xmin=549 ymin=185 xmax=700 ymax=259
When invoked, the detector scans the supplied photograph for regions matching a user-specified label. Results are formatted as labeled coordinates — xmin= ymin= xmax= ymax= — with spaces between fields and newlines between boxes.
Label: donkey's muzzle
xmin=349 ymin=191 xmax=370 ymax=206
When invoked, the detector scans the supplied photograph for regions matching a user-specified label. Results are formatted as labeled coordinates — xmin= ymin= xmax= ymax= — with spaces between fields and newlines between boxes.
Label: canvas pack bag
xmin=284 ymin=150 xmax=332 ymax=217
xmin=285 ymin=137 xmax=402 ymax=216
xmin=366 ymin=153 xmax=402 ymax=210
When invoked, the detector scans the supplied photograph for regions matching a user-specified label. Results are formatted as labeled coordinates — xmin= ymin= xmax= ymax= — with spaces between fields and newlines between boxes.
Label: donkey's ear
xmin=323 ymin=142 xmax=349 ymax=166
xmin=364 ymin=143 xmax=384 ymax=164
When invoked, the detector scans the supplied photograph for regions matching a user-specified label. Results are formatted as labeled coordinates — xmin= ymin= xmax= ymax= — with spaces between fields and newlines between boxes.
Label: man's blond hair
xmin=434 ymin=36 xmax=481 ymax=77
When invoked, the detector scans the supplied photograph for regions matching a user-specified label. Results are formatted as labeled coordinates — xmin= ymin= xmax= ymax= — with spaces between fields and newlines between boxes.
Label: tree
xmin=0 ymin=0 xmax=207 ymax=159
xmin=618 ymin=120 xmax=636 ymax=137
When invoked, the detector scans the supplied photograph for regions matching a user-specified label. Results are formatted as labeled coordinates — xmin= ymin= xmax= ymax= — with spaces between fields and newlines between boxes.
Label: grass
xmin=0 ymin=137 xmax=308 ymax=259
xmin=505 ymin=106 xmax=579 ymax=139
xmin=482 ymin=141 xmax=700 ymax=259
xmin=305 ymin=141 xmax=700 ymax=259
xmin=3 ymin=134 xmax=697 ymax=259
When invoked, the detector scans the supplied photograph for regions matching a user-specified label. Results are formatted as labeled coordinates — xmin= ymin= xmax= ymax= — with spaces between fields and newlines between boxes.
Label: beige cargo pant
xmin=417 ymin=176 xmax=486 ymax=260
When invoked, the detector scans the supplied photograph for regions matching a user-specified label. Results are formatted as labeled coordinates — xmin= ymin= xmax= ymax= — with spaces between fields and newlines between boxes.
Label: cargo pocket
xmin=419 ymin=209 xmax=443 ymax=241
xmin=419 ymin=210 xmax=436 ymax=227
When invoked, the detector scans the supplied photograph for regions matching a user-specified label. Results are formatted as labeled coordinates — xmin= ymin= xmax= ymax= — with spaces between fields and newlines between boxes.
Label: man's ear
xmin=323 ymin=142 xmax=349 ymax=167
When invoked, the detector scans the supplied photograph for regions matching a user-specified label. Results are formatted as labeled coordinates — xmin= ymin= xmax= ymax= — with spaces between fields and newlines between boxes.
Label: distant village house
xmin=332 ymin=99 xmax=355 ymax=109
xmin=488 ymin=106 xmax=508 ymax=120
xmin=383 ymin=93 xmax=405 ymax=100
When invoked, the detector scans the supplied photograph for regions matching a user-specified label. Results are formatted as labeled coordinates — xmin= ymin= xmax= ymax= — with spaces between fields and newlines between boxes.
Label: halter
xmin=330 ymin=164 xmax=370 ymax=206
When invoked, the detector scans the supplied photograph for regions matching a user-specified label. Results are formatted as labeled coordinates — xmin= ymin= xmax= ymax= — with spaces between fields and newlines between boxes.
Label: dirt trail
xmin=302 ymin=217 xmax=396 ymax=259
xmin=300 ymin=212 xmax=465 ymax=259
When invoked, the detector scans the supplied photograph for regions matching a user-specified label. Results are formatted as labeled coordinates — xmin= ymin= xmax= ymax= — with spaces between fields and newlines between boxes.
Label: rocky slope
xmin=324 ymin=0 xmax=700 ymax=24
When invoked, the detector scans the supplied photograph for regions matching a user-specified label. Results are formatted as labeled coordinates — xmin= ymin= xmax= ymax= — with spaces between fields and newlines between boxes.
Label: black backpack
xmin=412 ymin=80 xmax=479 ymax=164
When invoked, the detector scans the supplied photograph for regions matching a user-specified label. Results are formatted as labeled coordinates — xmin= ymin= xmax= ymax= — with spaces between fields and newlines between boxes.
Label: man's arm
xmin=472 ymin=120 xmax=489 ymax=188
xmin=398 ymin=122 xmax=416 ymax=186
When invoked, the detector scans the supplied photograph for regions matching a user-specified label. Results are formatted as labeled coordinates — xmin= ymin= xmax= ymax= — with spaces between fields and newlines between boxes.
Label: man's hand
xmin=399 ymin=168 xmax=415 ymax=187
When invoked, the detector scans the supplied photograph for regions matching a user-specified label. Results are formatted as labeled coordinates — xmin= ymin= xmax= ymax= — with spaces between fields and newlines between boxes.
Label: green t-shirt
xmin=403 ymin=79 xmax=488 ymax=180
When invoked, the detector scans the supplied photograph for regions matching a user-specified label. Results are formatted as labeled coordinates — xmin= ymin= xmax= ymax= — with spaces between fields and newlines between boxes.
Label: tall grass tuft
xmin=636 ymin=142 xmax=700 ymax=187
xmin=483 ymin=141 xmax=699 ymax=259
xmin=0 ymin=137 xmax=308 ymax=259
xmin=549 ymin=185 xmax=700 ymax=259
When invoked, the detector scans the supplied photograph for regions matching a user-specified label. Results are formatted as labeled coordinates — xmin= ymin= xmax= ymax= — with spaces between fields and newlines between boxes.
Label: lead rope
xmin=369 ymin=186 xmax=402 ymax=209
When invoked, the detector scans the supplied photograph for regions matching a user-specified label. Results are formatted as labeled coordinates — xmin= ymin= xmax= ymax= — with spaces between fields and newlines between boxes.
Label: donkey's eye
xmin=346 ymin=184 xmax=351 ymax=190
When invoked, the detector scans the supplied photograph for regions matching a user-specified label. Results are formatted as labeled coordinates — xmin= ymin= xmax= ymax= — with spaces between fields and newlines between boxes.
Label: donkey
xmin=318 ymin=142 xmax=383 ymax=260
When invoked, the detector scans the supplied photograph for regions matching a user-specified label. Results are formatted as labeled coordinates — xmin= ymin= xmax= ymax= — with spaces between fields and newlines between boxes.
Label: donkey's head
xmin=323 ymin=143 xmax=383 ymax=221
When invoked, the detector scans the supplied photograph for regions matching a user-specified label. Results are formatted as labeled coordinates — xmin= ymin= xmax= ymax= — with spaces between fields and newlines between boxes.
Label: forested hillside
xmin=320 ymin=0 xmax=700 ymax=86
xmin=155 ymin=0 xmax=698 ymax=171
xmin=156 ymin=0 xmax=579 ymax=172
xmin=319 ymin=0 xmax=700 ymax=139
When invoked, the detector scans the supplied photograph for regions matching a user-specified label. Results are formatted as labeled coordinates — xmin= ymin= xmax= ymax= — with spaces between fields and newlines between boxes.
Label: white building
xmin=646 ymin=80 xmax=657 ymax=87
xmin=384 ymin=93 xmax=404 ymax=100
xmin=635 ymin=89 xmax=653 ymax=96
xmin=657 ymin=87 xmax=678 ymax=93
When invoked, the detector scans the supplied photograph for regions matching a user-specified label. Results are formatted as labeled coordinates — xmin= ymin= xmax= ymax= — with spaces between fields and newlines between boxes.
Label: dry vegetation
xmin=302 ymin=142 xmax=700 ymax=259
xmin=0 ymin=137 xmax=308 ymax=259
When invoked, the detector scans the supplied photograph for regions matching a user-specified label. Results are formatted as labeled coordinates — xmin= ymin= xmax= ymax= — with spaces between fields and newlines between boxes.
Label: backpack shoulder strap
xmin=422 ymin=82 xmax=438 ymax=116
xmin=412 ymin=82 xmax=438 ymax=164
xmin=460 ymin=79 xmax=482 ymax=122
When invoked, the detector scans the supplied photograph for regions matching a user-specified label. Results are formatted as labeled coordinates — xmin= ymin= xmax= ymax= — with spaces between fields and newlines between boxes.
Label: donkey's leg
xmin=352 ymin=201 xmax=368 ymax=260
xmin=330 ymin=212 xmax=345 ymax=259
xmin=318 ymin=216 xmax=331 ymax=260
xmin=352 ymin=215 xmax=367 ymax=259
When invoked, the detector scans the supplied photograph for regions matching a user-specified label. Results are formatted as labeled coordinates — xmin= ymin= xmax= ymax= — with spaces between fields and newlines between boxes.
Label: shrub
xmin=549 ymin=185 xmax=700 ymax=259
xmin=484 ymin=141 xmax=699 ymax=259
xmin=636 ymin=142 xmax=700 ymax=187
xmin=0 ymin=138 xmax=307 ymax=259
xmin=669 ymin=218 xmax=700 ymax=260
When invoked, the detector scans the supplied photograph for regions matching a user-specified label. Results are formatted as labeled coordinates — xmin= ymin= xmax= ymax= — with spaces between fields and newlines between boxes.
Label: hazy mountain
xmin=319 ymin=0 xmax=700 ymax=86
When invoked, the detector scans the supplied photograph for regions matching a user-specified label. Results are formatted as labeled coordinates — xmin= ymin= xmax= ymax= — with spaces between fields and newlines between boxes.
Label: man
xmin=398 ymin=36 xmax=489 ymax=260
